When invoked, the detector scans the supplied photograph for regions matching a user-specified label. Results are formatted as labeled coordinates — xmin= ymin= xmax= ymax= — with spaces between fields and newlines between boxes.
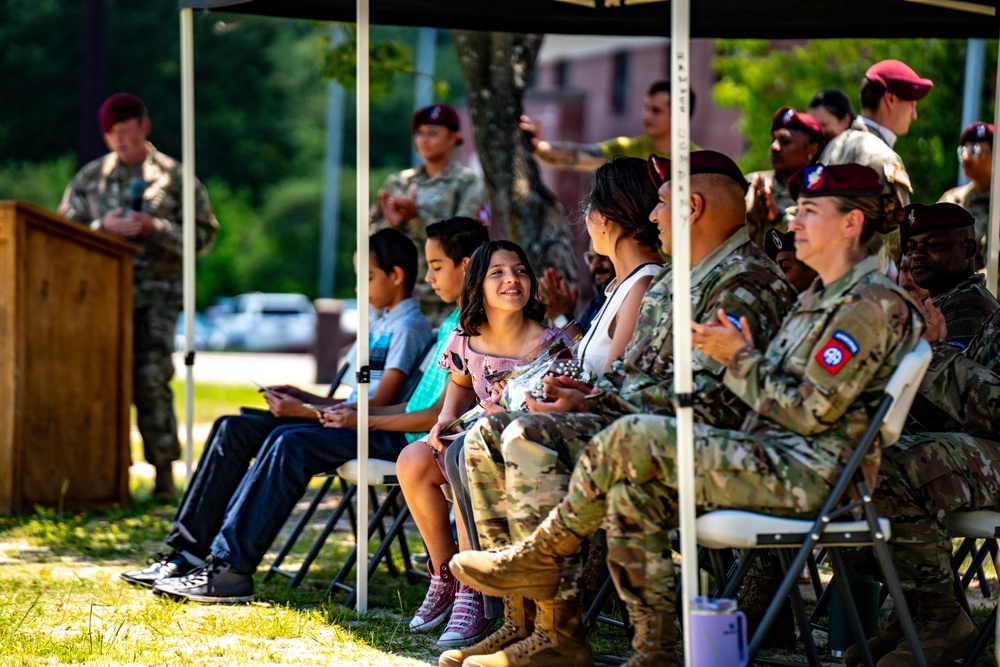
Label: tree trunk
xmin=452 ymin=31 xmax=577 ymax=286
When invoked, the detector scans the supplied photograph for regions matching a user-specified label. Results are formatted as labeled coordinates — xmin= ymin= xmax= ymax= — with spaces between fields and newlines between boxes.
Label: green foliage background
xmin=0 ymin=4 xmax=464 ymax=305
xmin=714 ymin=38 xmax=998 ymax=204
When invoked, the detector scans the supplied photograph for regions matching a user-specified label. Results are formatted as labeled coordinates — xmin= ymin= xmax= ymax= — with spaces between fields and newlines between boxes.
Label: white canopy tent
xmin=177 ymin=2 xmax=998 ymax=662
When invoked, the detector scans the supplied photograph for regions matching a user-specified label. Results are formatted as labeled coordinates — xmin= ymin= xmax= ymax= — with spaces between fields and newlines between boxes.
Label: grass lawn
xmin=4 ymin=381 xmax=996 ymax=666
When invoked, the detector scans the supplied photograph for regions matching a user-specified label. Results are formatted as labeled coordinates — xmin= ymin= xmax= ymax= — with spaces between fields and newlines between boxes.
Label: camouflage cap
xmin=764 ymin=228 xmax=796 ymax=260
xmin=647 ymin=150 xmax=749 ymax=194
xmin=99 ymin=93 xmax=146 ymax=134
xmin=959 ymin=121 xmax=994 ymax=147
xmin=865 ymin=60 xmax=933 ymax=102
xmin=788 ymin=163 xmax=882 ymax=200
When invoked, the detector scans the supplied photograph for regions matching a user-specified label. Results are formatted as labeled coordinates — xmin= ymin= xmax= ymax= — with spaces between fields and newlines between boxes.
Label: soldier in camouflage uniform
xmin=820 ymin=60 xmax=933 ymax=263
xmin=745 ymin=106 xmax=825 ymax=249
xmin=901 ymin=203 xmax=998 ymax=349
xmin=370 ymin=104 xmax=489 ymax=324
xmin=939 ymin=122 xmax=993 ymax=271
xmin=58 ymin=93 xmax=219 ymax=500
xmin=441 ymin=152 xmax=796 ymax=667
xmin=452 ymin=163 xmax=923 ymax=667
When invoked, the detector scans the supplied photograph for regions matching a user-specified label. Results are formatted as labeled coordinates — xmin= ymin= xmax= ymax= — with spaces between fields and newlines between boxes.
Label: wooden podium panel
xmin=0 ymin=201 xmax=139 ymax=512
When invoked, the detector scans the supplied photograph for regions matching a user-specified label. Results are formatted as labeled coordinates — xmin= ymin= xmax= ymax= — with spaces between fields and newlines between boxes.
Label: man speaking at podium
xmin=59 ymin=93 xmax=219 ymax=501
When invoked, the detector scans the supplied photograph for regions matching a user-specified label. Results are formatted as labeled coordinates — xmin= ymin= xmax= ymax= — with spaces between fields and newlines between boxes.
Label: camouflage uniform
xmin=940 ymin=183 xmax=992 ymax=270
xmin=547 ymin=255 xmax=922 ymax=614
xmin=370 ymin=159 xmax=489 ymax=323
xmin=744 ymin=170 xmax=796 ymax=250
xmin=58 ymin=143 xmax=218 ymax=468
xmin=931 ymin=273 xmax=999 ymax=349
xmin=821 ymin=118 xmax=912 ymax=261
xmin=464 ymin=228 xmax=797 ymax=599
xmin=904 ymin=273 xmax=998 ymax=433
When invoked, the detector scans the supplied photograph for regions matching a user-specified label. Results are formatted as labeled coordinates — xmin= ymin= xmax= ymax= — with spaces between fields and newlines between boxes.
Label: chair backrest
xmin=878 ymin=338 xmax=932 ymax=446
xmin=395 ymin=339 xmax=438 ymax=404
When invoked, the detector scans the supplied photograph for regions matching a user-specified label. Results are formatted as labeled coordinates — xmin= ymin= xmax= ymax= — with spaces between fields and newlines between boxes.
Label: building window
xmin=556 ymin=61 xmax=570 ymax=90
xmin=612 ymin=51 xmax=629 ymax=114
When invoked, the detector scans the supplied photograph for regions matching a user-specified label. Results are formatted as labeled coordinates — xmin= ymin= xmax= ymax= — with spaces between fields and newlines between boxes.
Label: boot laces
xmin=508 ymin=627 xmax=553 ymax=659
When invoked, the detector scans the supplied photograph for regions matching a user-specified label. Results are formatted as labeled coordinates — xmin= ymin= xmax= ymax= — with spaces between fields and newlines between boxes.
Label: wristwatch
xmin=553 ymin=314 xmax=573 ymax=329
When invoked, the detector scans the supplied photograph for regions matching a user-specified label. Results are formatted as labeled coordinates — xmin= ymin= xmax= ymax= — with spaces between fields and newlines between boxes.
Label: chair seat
xmin=336 ymin=459 xmax=399 ymax=486
xmin=946 ymin=510 xmax=1000 ymax=539
xmin=697 ymin=510 xmax=891 ymax=550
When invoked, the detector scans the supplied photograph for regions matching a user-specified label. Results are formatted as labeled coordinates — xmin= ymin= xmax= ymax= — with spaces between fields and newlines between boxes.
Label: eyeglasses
xmin=583 ymin=251 xmax=606 ymax=265
xmin=958 ymin=144 xmax=987 ymax=159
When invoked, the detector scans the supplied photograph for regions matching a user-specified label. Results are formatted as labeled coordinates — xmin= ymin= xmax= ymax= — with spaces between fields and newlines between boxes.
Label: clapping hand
xmin=691 ymin=309 xmax=753 ymax=366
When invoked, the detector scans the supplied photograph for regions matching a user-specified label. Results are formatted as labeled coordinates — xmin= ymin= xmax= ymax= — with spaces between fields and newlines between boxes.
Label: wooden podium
xmin=0 ymin=201 xmax=139 ymax=512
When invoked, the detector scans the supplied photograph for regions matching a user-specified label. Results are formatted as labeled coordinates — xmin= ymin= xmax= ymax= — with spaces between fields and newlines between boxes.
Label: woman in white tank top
xmin=576 ymin=157 xmax=664 ymax=377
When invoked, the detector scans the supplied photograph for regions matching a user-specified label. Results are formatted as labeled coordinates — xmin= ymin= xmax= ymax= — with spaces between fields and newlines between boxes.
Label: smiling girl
xmin=396 ymin=240 xmax=572 ymax=647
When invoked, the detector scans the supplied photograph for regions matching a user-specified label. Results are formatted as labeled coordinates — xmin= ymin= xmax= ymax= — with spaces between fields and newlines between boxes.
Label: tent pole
xmin=988 ymin=28 xmax=1000 ymax=298
xmin=355 ymin=0 xmax=372 ymax=614
xmin=669 ymin=0 xmax=697 ymax=661
xmin=180 ymin=8 xmax=196 ymax=485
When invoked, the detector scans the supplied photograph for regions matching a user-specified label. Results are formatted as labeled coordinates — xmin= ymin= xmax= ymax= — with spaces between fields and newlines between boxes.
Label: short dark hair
xmin=809 ymin=88 xmax=856 ymax=123
xmin=646 ymin=79 xmax=697 ymax=116
xmin=459 ymin=240 xmax=546 ymax=336
xmin=858 ymin=78 xmax=887 ymax=113
xmin=426 ymin=217 xmax=490 ymax=264
xmin=370 ymin=228 xmax=418 ymax=292
xmin=588 ymin=157 xmax=661 ymax=254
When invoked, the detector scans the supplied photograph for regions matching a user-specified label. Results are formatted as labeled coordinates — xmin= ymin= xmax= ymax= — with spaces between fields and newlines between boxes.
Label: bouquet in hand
xmin=498 ymin=335 xmax=595 ymax=411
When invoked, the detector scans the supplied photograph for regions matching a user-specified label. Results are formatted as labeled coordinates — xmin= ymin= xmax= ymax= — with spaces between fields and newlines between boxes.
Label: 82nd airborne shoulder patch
xmin=814 ymin=329 xmax=860 ymax=375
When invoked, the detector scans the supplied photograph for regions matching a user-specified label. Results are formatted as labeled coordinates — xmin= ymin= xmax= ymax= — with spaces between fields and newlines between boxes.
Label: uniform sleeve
xmin=453 ymin=176 xmax=490 ymax=226
xmin=142 ymin=174 xmax=218 ymax=262
xmin=438 ymin=330 xmax=470 ymax=376
xmin=57 ymin=175 xmax=100 ymax=227
xmin=920 ymin=341 xmax=1000 ymax=436
xmin=725 ymin=299 xmax=898 ymax=435
xmin=588 ymin=275 xmax=790 ymax=422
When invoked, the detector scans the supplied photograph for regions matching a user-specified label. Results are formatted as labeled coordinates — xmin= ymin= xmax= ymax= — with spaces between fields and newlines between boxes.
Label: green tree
xmin=714 ymin=38 xmax=998 ymax=203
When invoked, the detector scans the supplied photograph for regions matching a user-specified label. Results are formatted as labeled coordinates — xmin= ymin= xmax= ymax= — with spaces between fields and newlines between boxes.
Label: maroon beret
xmin=902 ymin=203 xmax=974 ymax=246
xmin=788 ymin=163 xmax=883 ymax=200
xmin=412 ymin=104 xmax=461 ymax=132
xmin=865 ymin=60 xmax=933 ymax=102
xmin=771 ymin=106 xmax=824 ymax=141
xmin=98 ymin=93 xmax=146 ymax=134
xmin=647 ymin=150 xmax=749 ymax=194
xmin=959 ymin=121 xmax=994 ymax=147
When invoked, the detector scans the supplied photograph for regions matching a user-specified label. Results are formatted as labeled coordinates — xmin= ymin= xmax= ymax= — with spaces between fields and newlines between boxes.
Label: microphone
xmin=128 ymin=178 xmax=145 ymax=212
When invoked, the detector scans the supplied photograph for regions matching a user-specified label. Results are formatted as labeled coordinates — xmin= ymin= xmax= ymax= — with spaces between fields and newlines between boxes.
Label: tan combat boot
xmin=877 ymin=589 xmax=978 ymax=667
xmin=844 ymin=608 xmax=903 ymax=667
xmin=463 ymin=598 xmax=594 ymax=667
xmin=450 ymin=513 xmax=585 ymax=600
xmin=622 ymin=605 xmax=679 ymax=667
xmin=438 ymin=595 xmax=535 ymax=667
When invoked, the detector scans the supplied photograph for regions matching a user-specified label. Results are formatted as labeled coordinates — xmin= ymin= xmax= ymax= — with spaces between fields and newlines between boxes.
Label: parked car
xmin=174 ymin=312 xmax=228 ymax=351
xmin=211 ymin=292 xmax=317 ymax=352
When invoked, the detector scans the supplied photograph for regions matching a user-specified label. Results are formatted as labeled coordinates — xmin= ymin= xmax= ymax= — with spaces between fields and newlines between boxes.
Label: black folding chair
xmin=696 ymin=338 xmax=932 ymax=667
xmin=945 ymin=510 xmax=1000 ymax=667
xmin=263 ymin=340 xmax=435 ymax=588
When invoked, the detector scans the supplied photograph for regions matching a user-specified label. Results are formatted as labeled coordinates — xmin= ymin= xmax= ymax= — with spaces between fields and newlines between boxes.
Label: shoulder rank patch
xmin=884 ymin=163 xmax=912 ymax=191
xmin=814 ymin=329 xmax=860 ymax=375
